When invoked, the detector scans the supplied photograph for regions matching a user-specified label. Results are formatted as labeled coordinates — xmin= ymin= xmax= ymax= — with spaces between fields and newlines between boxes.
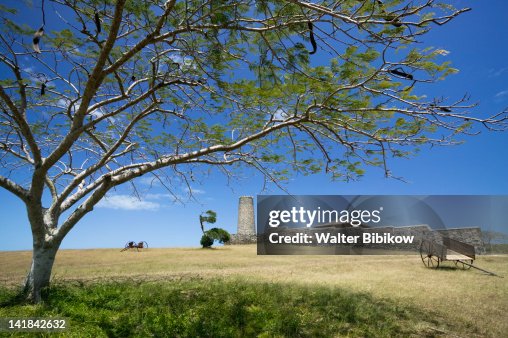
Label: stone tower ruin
xmin=229 ymin=196 xmax=257 ymax=244
xmin=237 ymin=196 xmax=255 ymax=236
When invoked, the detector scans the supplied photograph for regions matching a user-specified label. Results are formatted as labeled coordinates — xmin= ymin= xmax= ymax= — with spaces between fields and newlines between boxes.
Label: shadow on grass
xmin=432 ymin=266 xmax=460 ymax=271
xmin=0 ymin=287 xmax=27 ymax=307
xmin=0 ymin=278 xmax=463 ymax=337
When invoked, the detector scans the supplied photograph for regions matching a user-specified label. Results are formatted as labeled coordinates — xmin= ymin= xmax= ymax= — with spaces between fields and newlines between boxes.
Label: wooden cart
xmin=419 ymin=237 xmax=474 ymax=269
xmin=420 ymin=236 xmax=502 ymax=277
xmin=120 ymin=241 xmax=148 ymax=252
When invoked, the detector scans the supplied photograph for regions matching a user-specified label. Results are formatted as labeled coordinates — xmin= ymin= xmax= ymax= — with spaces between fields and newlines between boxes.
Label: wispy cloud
xmin=97 ymin=194 xmax=160 ymax=211
xmin=184 ymin=187 xmax=205 ymax=195
xmin=192 ymin=188 xmax=205 ymax=195
xmin=22 ymin=67 xmax=43 ymax=83
xmin=168 ymin=54 xmax=196 ymax=70
xmin=90 ymin=106 xmax=115 ymax=123
xmin=273 ymin=108 xmax=289 ymax=120
xmin=138 ymin=175 xmax=162 ymax=187
xmin=55 ymin=99 xmax=114 ymax=123
xmin=138 ymin=176 xmax=205 ymax=194
xmin=145 ymin=193 xmax=173 ymax=200
xmin=489 ymin=67 xmax=508 ymax=78
xmin=495 ymin=90 xmax=508 ymax=99
xmin=56 ymin=98 xmax=79 ymax=112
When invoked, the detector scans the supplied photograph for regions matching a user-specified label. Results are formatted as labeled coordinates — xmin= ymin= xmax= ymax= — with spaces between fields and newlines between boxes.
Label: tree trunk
xmin=23 ymin=242 xmax=60 ymax=303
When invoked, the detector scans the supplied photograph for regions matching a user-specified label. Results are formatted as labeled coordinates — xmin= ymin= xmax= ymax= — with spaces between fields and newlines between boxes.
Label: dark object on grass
xmin=388 ymin=67 xmax=413 ymax=80
xmin=121 ymin=241 xmax=148 ymax=252
xmin=308 ymin=21 xmax=317 ymax=55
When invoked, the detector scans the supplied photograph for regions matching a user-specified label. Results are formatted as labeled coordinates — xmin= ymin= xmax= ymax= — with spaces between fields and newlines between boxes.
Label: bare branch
xmin=0 ymin=174 xmax=29 ymax=202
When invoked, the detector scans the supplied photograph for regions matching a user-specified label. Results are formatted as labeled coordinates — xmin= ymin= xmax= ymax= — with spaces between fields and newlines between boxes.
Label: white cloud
xmin=145 ymin=193 xmax=173 ymax=200
xmin=56 ymin=98 xmax=80 ymax=112
xmin=55 ymin=99 xmax=115 ymax=124
xmin=168 ymin=54 xmax=196 ymax=69
xmin=489 ymin=68 xmax=508 ymax=78
xmin=191 ymin=188 xmax=205 ymax=195
xmin=56 ymin=98 xmax=67 ymax=108
xmin=90 ymin=107 xmax=115 ymax=123
xmin=97 ymin=194 xmax=160 ymax=211
xmin=273 ymin=108 xmax=289 ymax=120
xmin=184 ymin=187 xmax=205 ymax=195
xmin=138 ymin=175 xmax=162 ymax=186
xmin=495 ymin=90 xmax=508 ymax=98
xmin=22 ymin=67 xmax=43 ymax=83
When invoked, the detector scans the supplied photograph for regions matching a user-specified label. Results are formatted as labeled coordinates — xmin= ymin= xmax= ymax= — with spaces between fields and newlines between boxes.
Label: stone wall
xmin=229 ymin=234 xmax=257 ymax=245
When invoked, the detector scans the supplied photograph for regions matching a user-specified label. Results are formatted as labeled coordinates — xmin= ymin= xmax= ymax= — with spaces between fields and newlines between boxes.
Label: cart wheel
xmin=121 ymin=241 xmax=135 ymax=252
xmin=454 ymin=259 xmax=473 ymax=270
xmin=420 ymin=240 xmax=440 ymax=269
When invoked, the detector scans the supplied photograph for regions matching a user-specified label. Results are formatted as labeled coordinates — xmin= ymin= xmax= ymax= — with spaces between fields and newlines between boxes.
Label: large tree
xmin=0 ymin=0 xmax=506 ymax=302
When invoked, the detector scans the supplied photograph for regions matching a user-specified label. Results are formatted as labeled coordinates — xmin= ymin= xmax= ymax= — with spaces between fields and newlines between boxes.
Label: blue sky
xmin=1 ymin=1 xmax=507 ymax=251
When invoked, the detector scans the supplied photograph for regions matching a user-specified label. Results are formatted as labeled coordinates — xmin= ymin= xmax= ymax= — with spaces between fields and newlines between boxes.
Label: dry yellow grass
xmin=1 ymin=245 xmax=507 ymax=337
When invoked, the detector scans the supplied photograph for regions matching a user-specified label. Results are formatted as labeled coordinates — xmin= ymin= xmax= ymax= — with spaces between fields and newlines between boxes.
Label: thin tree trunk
xmin=23 ymin=241 xmax=60 ymax=303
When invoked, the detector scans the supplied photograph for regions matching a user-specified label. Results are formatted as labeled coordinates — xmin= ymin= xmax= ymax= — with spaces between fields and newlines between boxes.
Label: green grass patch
xmin=1 ymin=278 xmax=456 ymax=337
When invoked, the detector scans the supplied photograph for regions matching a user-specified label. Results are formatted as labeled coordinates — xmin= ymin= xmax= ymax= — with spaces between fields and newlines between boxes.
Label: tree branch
xmin=0 ymin=174 xmax=29 ymax=202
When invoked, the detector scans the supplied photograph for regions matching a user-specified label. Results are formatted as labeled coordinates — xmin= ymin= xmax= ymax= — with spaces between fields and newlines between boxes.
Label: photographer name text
xmin=268 ymin=232 xmax=415 ymax=245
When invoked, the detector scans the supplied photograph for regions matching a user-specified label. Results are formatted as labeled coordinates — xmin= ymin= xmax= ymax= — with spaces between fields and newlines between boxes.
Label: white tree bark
xmin=23 ymin=241 xmax=61 ymax=303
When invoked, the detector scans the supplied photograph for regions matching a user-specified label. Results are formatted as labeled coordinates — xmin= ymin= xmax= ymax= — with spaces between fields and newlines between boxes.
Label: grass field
xmin=1 ymin=245 xmax=507 ymax=337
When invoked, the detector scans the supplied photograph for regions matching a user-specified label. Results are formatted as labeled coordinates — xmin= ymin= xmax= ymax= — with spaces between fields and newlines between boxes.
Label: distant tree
xmin=0 ymin=0 xmax=507 ymax=302
xmin=199 ymin=210 xmax=217 ymax=233
xmin=482 ymin=231 xmax=508 ymax=253
xmin=200 ymin=233 xmax=215 ymax=248
xmin=199 ymin=210 xmax=230 ymax=248
xmin=200 ymin=228 xmax=231 ymax=248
